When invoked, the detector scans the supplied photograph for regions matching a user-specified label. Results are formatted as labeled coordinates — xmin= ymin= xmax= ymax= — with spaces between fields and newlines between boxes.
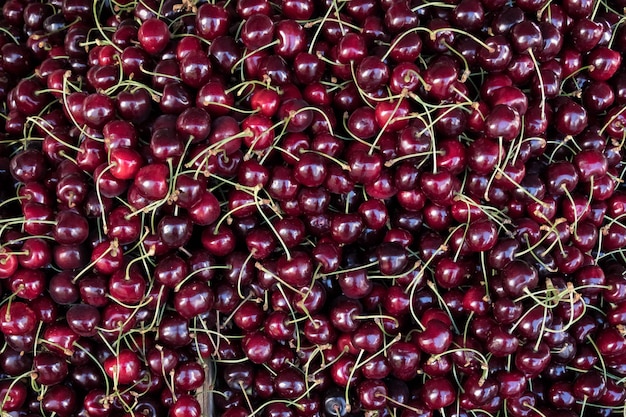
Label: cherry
xmin=547 ymin=380 xmax=575 ymax=408
xmin=272 ymin=250 xmax=312 ymax=288
xmin=0 ymin=347 xmax=32 ymax=376
xmin=292 ymin=153 xmax=327 ymax=188
xmin=157 ymin=312 xmax=192 ymax=348
xmin=347 ymin=320 xmax=381 ymax=353
xmin=40 ymin=384 xmax=76 ymax=417
xmin=463 ymin=374 xmax=499 ymax=405
xmin=109 ymin=266 xmax=147 ymax=306
xmin=422 ymin=377 xmax=456 ymax=409
xmin=358 ymin=379 xmax=388 ymax=410
xmin=174 ymin=280 xmax=214 ymax=320
xmin=514 ymin=342 xmax=551 ymax=377
xmin=330 ymin=353 xmax=361 ymax=388
xmin=450 ymin=0 xmax=485 ymax=31
xmin=83 ymin=93 xmax=116 ymax=129
xmin=417 ymin=319 xmax=453 ymax=355
xmin=52 ymin=210 xmax=88 ymax=246
xmin=597 ymin=328 xmax=626 ymax=357
xmin=369 ymin=237 xmax=402 ymax=269
xmin=587 ymin=46 xmax=622 ymax=81
xmin=34 ymin=351 xmax=68 ymax=386
xmin=0 ymin=380 xmax=27 ymax=411
xmin=553 ymin=244 xmax=584 ymax=274
xmin=500 ymin=259 xmax=539 ymax=298
xmin=0 ymin=250 xmax=18 ymax=281
xmin=583 ymin=81 xmax=615 ymax=113
xmin=272 ymin=367 xmax=306 ymax=400
xmin=485 ymin=104 xmax=521 ymax=141
xmin=195 ymin=3 xmax=230 ymax=41
xmin=173 ymin=361 xmax=206 ymax=391
xmin=66 ymin=304 xmax=100 ymax=337
xmin=104 ymin=349 xmax=141 ymax=385
xmin=385 ymin=1 xmax=418 ymax=32
xmin=495 ymin=370 xmax=527 ymax=399
xmin=478 ymin=35 xmax=513 ymax=72
xmin=510 ymin=20 xmax=543 ymax=54
xmin=387 ymin=341 xmax=420 ymax=381
xmin=0 ymin=302 xmax=37 ymax=335
xmin=573 ymin=370 xmax=607 ymax=402
xmin=157 ymin=215 xmax=192 ymax=249
xmin=554 ymin=99 xmax=588 ymax=136
xmin=487 ymin=326 xmax=520 ymax=357
xmin=505 ymin=391 xmax=537 ymax=417
xmin=302 ymin=313 xmax=335 ymax=345
xmin=45 ymin=270 xmax=78 ymax=304
xmin=83 ymin=389 xmax=111 ymax=417
xmin=240 ymin=14 xmax=274 ymax=50
xmin=134 ymin=163 xmax=170 ymax=200
xmin=10 ymin=149 xmax=46 ymax=183
xmin=14 ymin=78 xmax=50 ymax=115
xmin=117 ymin=87 xmax=152 ymax=124
xmin=600 ymin=378 xmax=626 ymax=406
xmin=15 ymin=237 xmax=50 ymax=270
xmin=170 ymin=395 xmax=201 ymax=417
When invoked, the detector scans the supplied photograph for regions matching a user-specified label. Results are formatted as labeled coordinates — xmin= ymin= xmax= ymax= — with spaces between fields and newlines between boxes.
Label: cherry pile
xmin=0 ymin=0 xmax=625 ymax=416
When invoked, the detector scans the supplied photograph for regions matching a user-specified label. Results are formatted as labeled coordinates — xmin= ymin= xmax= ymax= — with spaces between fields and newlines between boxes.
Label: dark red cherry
xmin=485 ymin=104 xmax=521 ymax=141
xmin=555 ymin=99 xmax=588 ymax=136
xmin=422 ymin=60 xmax=458 ymax=100
xmin=83 ymin=93 xmax=115 ymax=129
xmin=0 ymin=302 xmax=37 ymax=335
xmin=572 ymin=370 xmax=607 ymax=401
xmin=196 ymin=3 xmax=229 ymax=41
xmin=501 ymin=260 xmax=539 ymax=297
xmin=514 ymin=342 xmax=551 ymax=377
xmin=587 ymin=46 xmax=621 ymax=81
xmin=41 ymin=384 xmax=77 ymax=417
xmin=10 ymin=149 xmax=46 ymax=183
xmin=421 ymin=378 xmax=456 ymax=409
xmin=358 ymin=379 xmax=388 ymax=410
xmin=158 ymin=215 xmax=193 ymax=248
xmin=66 ymin=304 xmax=100 ymax=337
xmin=463 ymin=374 xmax=499 ymax=405
xmin=478 ymin=35 xmax=513 ymax=72
xmin=34 ymin=351 xmax=68 ymax=386
xmin=417 ymin=319 xmax=453 ymax=355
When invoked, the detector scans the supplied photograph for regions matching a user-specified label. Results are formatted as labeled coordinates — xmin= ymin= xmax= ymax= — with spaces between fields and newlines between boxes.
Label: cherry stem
xmin=300 ymin=149 xmax=350 ymax=171
xmin=319 ymin=261 xmax=379 ymax=277
xmin=0 ymin=235 xmax=55 ymax=252
xmin=341 ymin=112 xmax=377 ymax=147
xmin=25 ymin=117 xmax=82 ymax=152
xmin=307 ymin=1 xmax=335 ymax=54
xmin=254 ymin=262 xmax=305 ymax=296
xmin=0 ymin=26 xmax=19 ymax=44
xmin=600 ymin=104 xmax=626 ymax=135
xmin=559 ymin=65 xmax=595 ymax=94
xmin=71 ymin=239 xmax=119 ymax=284
xmin=608 ymin=16 xmax=626 ymax=49
xmin=344 ymin=349 xmax=365 ymax=412
xmin=367 ymin=96 xmax=406 ymax=156
xmin=139 ymin=65 xmax=182 ymax=82
xmin=0 ymin=195 xmax=27 ymax=210
xmin=95 ymin=163 xmax=115 ymax=234
xmin=230 ymin=40 xmax=280 ymax=74
xmin=226 ymin=79 xmax=277 ymax=95
xmin=426 ymin=280 xmax=460 ymax=334
xmin=189 ymin=136 xmax=252 ymax=174
xmin=384 ymin=150 xmax=443 ymax=167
